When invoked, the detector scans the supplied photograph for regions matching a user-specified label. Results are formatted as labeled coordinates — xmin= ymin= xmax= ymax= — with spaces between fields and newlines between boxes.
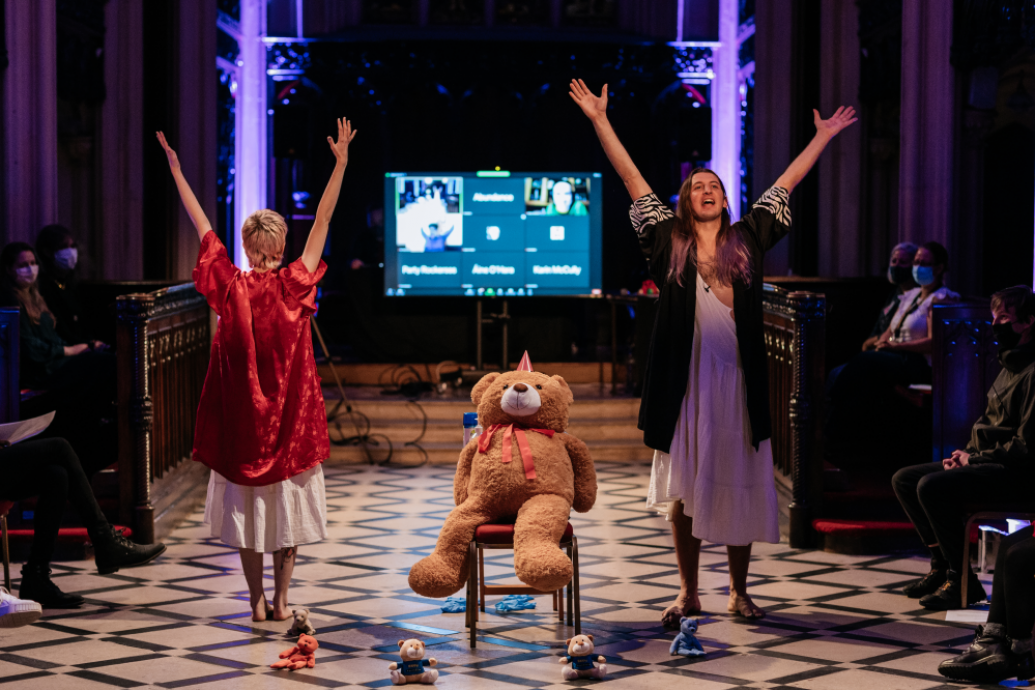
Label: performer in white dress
xmin=570 ymin=78 xmax=857 ymax=624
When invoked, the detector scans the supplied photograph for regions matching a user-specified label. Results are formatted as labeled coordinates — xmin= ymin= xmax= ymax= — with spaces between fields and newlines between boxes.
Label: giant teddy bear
xmin=409 ymin=354 xmax=597 ymax=597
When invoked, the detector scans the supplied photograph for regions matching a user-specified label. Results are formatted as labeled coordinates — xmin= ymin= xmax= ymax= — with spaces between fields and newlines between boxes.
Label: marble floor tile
xmin=0 ymin=462 xmax=993 ymax=690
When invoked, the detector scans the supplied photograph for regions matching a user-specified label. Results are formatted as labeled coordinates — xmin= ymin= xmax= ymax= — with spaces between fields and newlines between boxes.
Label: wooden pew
xmin=930 ymin=300 xmax=1000 ymax=463
xmin=762 ymin=284 xmax=826 ymax=548
xmin=0 ymin=308 xmax=18 ymax=424
xmin=116 ymin=284 xmax=211 ymax=543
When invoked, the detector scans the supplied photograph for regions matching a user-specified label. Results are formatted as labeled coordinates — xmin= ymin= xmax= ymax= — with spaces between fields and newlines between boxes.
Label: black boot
xmin=92 ymin=525 xmax=166 ymax=575
xmin=939 ymin=627 xmax=1035 ymax=683
xmin=902 ymin=568 xmax=947 ymax=598
xmin=919 ymin=571 xmax=986 ymax=610
xmin=19 ymin=564 xmax=85 ymax=609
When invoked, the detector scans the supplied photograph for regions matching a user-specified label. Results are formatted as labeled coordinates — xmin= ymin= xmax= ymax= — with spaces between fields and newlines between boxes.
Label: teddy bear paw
xmin=409 ymin=554 xmax=467 ymax=598
xmin=515 ymin=550 xmax=573 ymax=592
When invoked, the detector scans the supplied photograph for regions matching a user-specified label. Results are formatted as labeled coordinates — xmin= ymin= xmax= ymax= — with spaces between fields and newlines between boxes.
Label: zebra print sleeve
xmin=752 ymin=186 xmax=791 ymax=228
xmin=629 ymin=193 xmax=674 ymax=235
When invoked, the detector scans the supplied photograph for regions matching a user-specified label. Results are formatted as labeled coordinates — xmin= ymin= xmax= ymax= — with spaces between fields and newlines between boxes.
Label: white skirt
xmin=204 ymin=464 xmax=328 ymax=552
xmin=645 ymin=272 xmax=780 ymax=546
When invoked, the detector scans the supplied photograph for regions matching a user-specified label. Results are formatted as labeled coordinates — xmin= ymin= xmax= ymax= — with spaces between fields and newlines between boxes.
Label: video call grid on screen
xmin=383 ymin=172 xmax=603 ymax=297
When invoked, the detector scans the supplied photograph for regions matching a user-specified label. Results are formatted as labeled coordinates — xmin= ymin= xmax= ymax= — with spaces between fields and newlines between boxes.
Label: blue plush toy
xmin=669 ymin=617 xmax=705 ymax=657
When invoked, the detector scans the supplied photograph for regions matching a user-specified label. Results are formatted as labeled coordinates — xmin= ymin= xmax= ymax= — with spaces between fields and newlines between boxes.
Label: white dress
xmin=646 ymin=271 xmax=780 ymax=546
xmin=204 ymin=465 xmax=328 ymax=553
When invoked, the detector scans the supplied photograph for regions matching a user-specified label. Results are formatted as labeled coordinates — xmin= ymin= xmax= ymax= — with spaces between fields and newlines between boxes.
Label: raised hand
xmin=813 ymin=106 xmax=858 ymax=138
xmin=569 ymin=79 xmax=608 ymax=121
xmin=155 ymin=131 xmax=180 ymax=171
xmin=326 ymin=118 xmax=358 ymax=167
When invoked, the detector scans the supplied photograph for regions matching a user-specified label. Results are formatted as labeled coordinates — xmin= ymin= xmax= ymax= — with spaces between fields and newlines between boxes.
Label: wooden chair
xmin=961 ymin=505 xmax=1035 ymax=607
xmin=465 ymin=521 xmax=580 ymax=648
xmin=1 ymin=500 xmax=13 ymax=592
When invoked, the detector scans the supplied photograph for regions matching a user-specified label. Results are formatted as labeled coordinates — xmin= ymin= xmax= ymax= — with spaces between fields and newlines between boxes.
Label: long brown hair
xmin=669 ymin=168 xmax=752 ymax=288
xmin=1 ymin=242 xmax=54 ymax=325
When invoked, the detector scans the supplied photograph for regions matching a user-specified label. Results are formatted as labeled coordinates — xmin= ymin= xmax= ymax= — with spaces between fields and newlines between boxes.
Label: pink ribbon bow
xmin=477 ymin=423 xmax=555 ymax=480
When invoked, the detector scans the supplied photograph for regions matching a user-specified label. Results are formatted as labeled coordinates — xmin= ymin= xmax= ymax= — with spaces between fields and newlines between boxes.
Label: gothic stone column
xmin=899 ymin=1 xmax=955 ymax=259
xmin=3 ymin=0 xmax=57 ymax=243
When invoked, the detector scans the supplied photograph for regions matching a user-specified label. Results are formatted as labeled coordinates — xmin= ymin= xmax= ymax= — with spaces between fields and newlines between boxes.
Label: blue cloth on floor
xmin=670 ymin=617 xmax=705 ymax=656
xmin=441 ymin=596 xmax=466 ymax=613
xmin=494 ymin=595 xmax=536 ymax=614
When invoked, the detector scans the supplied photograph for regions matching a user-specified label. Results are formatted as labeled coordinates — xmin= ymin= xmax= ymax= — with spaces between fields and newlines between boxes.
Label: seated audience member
xmin=938 ymin=524 xmax=1035 ymax=683
xmin=862 ymin=242 xmax=919 ymax=351
xmin=0 ymin=438 xmax=166 ymax=608
xmin=0 ymin=242 xmax=116 ymax=476
xmin=893 ymin=285 xmax=1035 ymax=610
xmin=35 ymin=224 xmax=88 ymax=346
xmin=826 ymin=241 xmax=959 ymax=460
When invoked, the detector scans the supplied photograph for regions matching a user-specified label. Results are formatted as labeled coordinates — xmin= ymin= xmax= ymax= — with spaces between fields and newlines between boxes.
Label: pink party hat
xmin=516 ymin=351 xmax=534 ymax=372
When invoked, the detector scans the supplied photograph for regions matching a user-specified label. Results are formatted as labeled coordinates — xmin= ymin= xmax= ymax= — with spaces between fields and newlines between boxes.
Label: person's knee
xmin=914 ymin=471 xmax=945 ymax=506
xmin=1004 ymin=537 xmax=1035 ymax=572
xmin=892 ymin=464 xmax=926 ymax=494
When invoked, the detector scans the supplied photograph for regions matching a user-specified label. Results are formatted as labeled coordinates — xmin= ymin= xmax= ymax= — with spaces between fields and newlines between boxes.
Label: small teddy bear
xmin=389 ymin=638 xmax=438 ymax=685
xmin=670 ymin=617 xmax=705 ymax=657
xmin=287 ymin=607 xmax=317 ymax=637
xmin=559 ymin=634 xmax=606 ymax=680
xmin=271 ymin=633 xmax=319 ymax=671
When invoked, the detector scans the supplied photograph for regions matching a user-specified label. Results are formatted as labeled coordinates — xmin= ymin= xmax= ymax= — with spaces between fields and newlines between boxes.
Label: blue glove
xmin=441 ymin=596 xmax=466 ymax=613
xmin=494 ymin=595 xmax=536 ymax=613
xmin=669 ymin=617 xmax=705 ymax=656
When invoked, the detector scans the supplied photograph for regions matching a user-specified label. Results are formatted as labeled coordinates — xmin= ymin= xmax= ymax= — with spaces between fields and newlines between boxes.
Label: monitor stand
xmin=474 ymin=299 xmax=509 ymax=373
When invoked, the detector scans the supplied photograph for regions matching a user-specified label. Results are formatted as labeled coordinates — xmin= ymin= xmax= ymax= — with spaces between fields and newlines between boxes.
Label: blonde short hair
xmin=241 ymin=209 xmax=287 ymax=271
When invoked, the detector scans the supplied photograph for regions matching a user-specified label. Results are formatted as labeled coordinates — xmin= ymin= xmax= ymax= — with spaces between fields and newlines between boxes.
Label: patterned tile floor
xmin=0 ymin=462 xmax=1006 ymax=690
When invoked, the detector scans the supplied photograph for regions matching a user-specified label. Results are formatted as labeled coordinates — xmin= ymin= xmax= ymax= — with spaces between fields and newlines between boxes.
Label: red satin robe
xmin=191 ymin=232 xmax=330 ymax=487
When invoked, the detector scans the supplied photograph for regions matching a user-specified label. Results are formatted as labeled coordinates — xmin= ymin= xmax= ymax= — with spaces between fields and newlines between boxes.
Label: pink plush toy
xmin=271 ymin=634 xmax=319 ymax=671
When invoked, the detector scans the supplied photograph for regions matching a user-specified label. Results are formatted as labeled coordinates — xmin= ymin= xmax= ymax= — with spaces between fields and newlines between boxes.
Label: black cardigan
xmin=632 ymin=187 xmax=791 ymax=453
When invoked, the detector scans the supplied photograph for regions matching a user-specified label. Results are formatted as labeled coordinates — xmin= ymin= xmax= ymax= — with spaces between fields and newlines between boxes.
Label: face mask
xmin=994 ymin=322 xmax=1024 ymax=351
xmin=14 ymin=265 xmax=38 ymax=287
xmin=887 ymin=265 xmax=913 ymax=286
xmin=54 ymin=247 xmax=78 ymax=271
xmin=913 ymin=265 xmax=935 ymax=287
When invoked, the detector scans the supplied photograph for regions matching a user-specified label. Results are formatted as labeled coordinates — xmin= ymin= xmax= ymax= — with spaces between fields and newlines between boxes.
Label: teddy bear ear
xmin=550 ymin=375 xmax=573 ymax=401
xmin=565 ymin=638 xmax=571 ymax=646
xmin=398 ymin=640 xmax=405 ymax=648
xmin=471 ymin=372 xmax=500 ymax=405
xmin=587 ymin=634 xmax=594 ymax=641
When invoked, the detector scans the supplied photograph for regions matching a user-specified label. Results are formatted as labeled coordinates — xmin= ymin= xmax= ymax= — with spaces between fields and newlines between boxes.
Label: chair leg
xmin=469 ymin=541 xmax=478 ymax=649
xmin=962 ymin=517 xmax=975 ymax=609
xmin=465 ymin=544 xmax=473 ymax=631
xmin=1 ymin=515 xmax=9 ymax=593
xmin=566 ymin=542 xmax=574 ymax=626
xmin=478 ymin=546 xmax=486 ymax=614
xmin=572 ymin=537 xmax=580 ymax=636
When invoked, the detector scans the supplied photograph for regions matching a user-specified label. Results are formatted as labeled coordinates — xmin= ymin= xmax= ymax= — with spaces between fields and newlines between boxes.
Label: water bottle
xmin=463 ymin=412 xmax=483 ymax=447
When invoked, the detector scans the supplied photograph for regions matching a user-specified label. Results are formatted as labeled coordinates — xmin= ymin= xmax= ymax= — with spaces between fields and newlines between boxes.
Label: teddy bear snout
xmin=501 ymin=384 xmax=541 ymax=417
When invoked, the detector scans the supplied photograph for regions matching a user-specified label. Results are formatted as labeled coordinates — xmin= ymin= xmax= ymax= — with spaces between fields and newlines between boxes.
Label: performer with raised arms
xmin=570 ymin=79 xmax=856 ymax=623
xmin=157 ymin=118 xmax=357 ymax=622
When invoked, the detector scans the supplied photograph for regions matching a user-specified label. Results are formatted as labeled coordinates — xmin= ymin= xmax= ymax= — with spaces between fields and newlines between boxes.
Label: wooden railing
xmin=762 ymin=284 xmax=826 ymax=548
xmin=116 ymin=284 xmax=210 ymax=543
xmin=0 ymin=308 xmax=18 ymax=424
xmin=930 ymin=300 xmax=1000 ymax=464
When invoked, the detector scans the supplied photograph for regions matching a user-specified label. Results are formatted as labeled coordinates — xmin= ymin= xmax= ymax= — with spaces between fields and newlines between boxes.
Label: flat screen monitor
xmin=383 ymin=171 xmax=602 ymax=297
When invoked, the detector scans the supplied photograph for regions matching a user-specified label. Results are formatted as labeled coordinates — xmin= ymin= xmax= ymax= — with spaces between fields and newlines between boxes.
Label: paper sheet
xmin=0 ymin=411 xmax=56 ymax=445
xmin=945 ymin=610 xmax=989 ymax=623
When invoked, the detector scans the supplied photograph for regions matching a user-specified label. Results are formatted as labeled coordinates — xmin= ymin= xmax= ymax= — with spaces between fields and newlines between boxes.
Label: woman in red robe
xmin=157 ymin=119 xmax=357 ymax=622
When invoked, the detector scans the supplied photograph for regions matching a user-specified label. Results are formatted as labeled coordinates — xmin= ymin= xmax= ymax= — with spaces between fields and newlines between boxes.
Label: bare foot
xmin=727 ymin=592 xmax=765 ymax=619
xmin=251 ymin=593 xmax=270 ymax=622
xmin=271 ymin=604 xmax=292 ymax=621
xmin=662 ymin=590 xmax=701 ymax=628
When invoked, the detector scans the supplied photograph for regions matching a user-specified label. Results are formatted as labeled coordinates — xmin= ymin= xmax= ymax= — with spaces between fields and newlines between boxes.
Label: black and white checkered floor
xmin=0 ymin=462 xmax=1007 ymax=689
